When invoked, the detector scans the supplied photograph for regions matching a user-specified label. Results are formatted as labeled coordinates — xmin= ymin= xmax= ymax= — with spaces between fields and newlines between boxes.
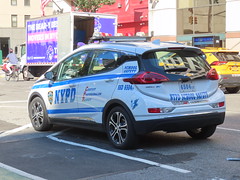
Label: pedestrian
xmin=3 ymin=48 xmax=19 ymax=74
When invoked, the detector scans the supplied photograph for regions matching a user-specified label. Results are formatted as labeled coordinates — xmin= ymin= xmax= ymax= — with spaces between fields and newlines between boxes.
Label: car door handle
xmin=105 ymin=79 xmax=114 ymax=83
xmin=69 ymin=84 xmax=76 ymax=88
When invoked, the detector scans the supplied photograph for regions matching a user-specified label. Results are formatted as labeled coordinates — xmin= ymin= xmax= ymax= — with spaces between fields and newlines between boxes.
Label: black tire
xmin=29 ymin=97 xmax=52 ymax=131
xmin=186 ymin=125 xmax=217 ymax=139
xmin=5 ymin=73 xmax=10 ymax=81
xmin=23 ymin=66 xmax=30 ymax=81
xmin=225 ymin=87 xmax=240 ymax=93
xmin=106 ymin=106 xmax=138 ymax=149
xmin=11 ymin=70 xmax=19 ymax=82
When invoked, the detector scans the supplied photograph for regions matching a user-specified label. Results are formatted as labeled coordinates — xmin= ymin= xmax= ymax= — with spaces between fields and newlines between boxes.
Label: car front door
xmin=77 ymin=50 xmax=123 ymax=123
xmin=47 ymin=50 xmax=89 ymax=121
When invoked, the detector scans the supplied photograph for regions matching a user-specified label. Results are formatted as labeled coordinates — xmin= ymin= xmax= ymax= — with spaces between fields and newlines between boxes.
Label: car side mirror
xmin=45 ymin=71 xmax=54 ymax=80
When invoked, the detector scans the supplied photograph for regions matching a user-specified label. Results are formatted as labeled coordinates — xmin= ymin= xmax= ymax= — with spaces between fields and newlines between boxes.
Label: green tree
xmin=72 ymin=0 xmax=115 ymax=12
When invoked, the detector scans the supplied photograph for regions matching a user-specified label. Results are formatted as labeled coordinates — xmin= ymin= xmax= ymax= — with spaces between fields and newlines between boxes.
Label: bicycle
xmin=4 ymin=64 xmax=20 ymax=81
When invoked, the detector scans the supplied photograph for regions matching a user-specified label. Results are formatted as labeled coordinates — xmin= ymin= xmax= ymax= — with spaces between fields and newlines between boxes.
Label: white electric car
xmin=28 ymin=37 xmax=225 ymax=149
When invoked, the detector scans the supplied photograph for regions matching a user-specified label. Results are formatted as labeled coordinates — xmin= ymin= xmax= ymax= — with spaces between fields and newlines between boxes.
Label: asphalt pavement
xmin=0 ymin=70 xmax=239 ymax=180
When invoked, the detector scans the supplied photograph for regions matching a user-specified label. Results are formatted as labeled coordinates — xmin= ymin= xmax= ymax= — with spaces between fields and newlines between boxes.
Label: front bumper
xmin=133 ymin=112 xmax=225 ymax=134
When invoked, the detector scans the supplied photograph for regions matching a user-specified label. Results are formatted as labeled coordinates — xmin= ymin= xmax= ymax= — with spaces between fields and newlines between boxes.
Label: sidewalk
xmin=0 ymin=167 xmax=31 ymax=180
xmin=0 ymin=69 xmax=4 ymax=78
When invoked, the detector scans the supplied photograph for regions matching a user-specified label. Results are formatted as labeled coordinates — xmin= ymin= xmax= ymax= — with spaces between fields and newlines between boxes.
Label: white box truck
xmin=22 ymin=12 xmax=117 ymax=80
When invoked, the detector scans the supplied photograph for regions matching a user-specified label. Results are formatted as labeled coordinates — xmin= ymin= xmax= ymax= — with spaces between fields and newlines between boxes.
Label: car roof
xmin=77 ymin=40 xmax=201 ymax=55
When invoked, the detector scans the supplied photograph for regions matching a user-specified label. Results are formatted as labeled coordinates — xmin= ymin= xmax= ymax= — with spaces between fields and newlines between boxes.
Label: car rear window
xmin=142 ymin=50 xmax=210 ymax=76
xmin=216 ymin=52 xmax=240 ymax=62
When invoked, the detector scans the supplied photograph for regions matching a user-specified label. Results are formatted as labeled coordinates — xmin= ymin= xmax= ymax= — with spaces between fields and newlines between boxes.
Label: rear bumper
xmin=219 ymin=74 xmax=240 ymax=87
xmin=133 ymin=112 xmax=225 ymax=134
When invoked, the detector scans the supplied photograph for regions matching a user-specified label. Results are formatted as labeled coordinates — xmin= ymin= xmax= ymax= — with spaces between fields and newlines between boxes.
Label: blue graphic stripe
xmin=47 ymin=107 xmax=103 ymax=114
xmin=32 ymin=73 xmax=135 ymax=90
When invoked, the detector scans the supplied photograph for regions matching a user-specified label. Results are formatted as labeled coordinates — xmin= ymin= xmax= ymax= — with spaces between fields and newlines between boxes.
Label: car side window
xmin=88 ymin=50 xmax=120 ymax=75
xmin=57 ymin=51 xmax=88 ymax=81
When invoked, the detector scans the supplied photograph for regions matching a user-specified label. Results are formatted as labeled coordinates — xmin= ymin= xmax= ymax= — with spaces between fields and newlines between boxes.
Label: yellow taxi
xmin=202 ymin=47 xmax=240 ymax=93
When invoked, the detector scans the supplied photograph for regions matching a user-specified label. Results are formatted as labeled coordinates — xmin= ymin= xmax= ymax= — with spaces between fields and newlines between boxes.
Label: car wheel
xmin=106 ymin=106 xmax=138 ymax=149
xmin=225 ymin=87 xmax=240 ymax=93
xmin=186 ymin=125 xmax=217 ymax=139
xmin=5 ymin=72 xmax=10 ymax=81
xmin=23 ymin=66 xmax=30 ymax=81
xmin=11 ymin=70 xmax=19 ymax=82
xmin=29 ymin=97 xmax=52 ymax=131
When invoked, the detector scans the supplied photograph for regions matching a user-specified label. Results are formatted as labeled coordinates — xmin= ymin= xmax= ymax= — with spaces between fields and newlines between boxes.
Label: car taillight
xmin=210 ymin=101 xmax=225 ymax=108
xmin=210 ymin=61 xmax=227 ymax=66
xmin=148 ymin=107 xmax=175 ymax=113
xmin=218 ymin=101 xmax=225 ymax=107
xmin=123 ymin=71 xmax=169 ymax=84
xmin=207 ymin=68 xmax=219 ymax=80
xmin=148 ymin=108 xmax=161 ymax=113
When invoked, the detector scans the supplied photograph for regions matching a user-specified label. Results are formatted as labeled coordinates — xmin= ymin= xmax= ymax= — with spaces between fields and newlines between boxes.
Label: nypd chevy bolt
xmin=28 ymin=37 xmax=225 ymax=149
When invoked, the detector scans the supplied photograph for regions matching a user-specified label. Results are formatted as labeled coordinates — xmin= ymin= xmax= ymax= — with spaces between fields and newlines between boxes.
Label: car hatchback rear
xmin=117 ymin=44 xmax=225 ymax=136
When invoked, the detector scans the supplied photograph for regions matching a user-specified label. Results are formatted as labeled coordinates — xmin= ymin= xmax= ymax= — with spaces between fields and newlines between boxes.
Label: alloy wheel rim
xmin=109 ymin=112 xmax=128 ymax=145
xmin=31 ymin=102 xmax=44 ymax=128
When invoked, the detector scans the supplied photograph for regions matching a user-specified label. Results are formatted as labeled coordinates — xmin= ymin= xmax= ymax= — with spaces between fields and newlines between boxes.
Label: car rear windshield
xmin=216 ymin=52 xmax=240 ymax=62
xmin=141 ymin=50 xmax=210 ymax=76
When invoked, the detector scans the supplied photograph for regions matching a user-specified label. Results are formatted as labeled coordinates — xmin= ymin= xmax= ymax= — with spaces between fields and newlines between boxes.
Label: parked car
xmin=28 ymin=37 xmax=225 ymax=149
xmin=202 ymin=47 xmax=240 ymax=93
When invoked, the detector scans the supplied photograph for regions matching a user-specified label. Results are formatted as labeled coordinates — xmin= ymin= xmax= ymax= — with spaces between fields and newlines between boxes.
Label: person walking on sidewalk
xmin=3 ymin=48 xmax=19 ymax=74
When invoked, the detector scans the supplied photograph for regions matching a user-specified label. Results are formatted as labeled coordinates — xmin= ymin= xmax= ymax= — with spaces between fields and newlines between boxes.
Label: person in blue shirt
xmin=4 ymin=48 xmax=19 ymax=74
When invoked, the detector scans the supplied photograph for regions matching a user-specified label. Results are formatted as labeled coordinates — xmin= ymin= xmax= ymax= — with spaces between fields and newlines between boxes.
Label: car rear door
xmin=77 ymin=50 xmax=123 ymax=123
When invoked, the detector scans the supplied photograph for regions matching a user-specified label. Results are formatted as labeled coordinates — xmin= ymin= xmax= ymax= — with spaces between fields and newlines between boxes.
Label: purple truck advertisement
xmin=27 ymin=17 xmax=58 ymax=64
xmin=94 ymin=17 xmax=115 ymax=36
xmin=26 ymin=16 xmax=115 ymax=65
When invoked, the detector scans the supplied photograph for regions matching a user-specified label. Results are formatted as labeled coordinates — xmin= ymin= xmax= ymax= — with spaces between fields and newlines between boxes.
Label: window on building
xmin=24 ymin=0 xmax=30 ymax=6
xmin=178 ymin=0 xmax=193 ymax=8
xmin=24 ymin=15 xmax=30 ymax=27
xmin=11 ymin=15 xmax=18 ymax=27
xmin=177 ymin=0 xmax=226 ymax=35
xmin=11 ymin=0 xmax=17 ymax=6
xmin=212 ymin=4 xmax=226 ymax=33
xmin=194 ymin=0 xmax=212 ymax=7
xmin=194 ymin=6 xmax=212 ymax=34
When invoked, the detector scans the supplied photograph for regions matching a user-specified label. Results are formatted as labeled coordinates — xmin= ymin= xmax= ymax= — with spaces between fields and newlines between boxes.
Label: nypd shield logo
xmin=48 ymin=91 xmax=53 ymax=105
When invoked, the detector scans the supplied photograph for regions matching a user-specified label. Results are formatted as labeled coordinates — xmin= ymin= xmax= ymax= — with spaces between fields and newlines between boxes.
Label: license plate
xmin=179 ymin=81 xmax=195 ymax=93
xmin=230 ymin=66 xmax=239 ymax=71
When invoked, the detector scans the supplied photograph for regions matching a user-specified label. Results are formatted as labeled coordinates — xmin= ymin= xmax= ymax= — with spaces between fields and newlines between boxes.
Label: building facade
xmin=2 ymin=0 xmax=240 ymax=59
xmin=59 ymin=0 xmax=240 ymax=50
xmin=97 ymin=0 xmax=148 ymax=36
xmin=0 ymin=0 xmax=54 ymax=58
xmin=149 ymin=0 xmax=240 ymax=49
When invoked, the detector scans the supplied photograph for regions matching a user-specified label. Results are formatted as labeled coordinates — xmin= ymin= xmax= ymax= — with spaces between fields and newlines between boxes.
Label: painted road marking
xmin=0 ymin=162 xmax=46 ymax=180
xmin=0 ymin=123 xmax=44 ymax=180
xmin=47 ymin=130 xmax=191 ymax=174
xmin=217 ymin=127 xmax=240 ymax=133
xmin=0 ymin=106 xmax=27 ymax=108
xmin=0 ymin=123 xmax=32 ymax=138
xmin=0 ymin=100 xmax=27 ymax=104
xmin=0 ymin=100 xmax=28 ymax=108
